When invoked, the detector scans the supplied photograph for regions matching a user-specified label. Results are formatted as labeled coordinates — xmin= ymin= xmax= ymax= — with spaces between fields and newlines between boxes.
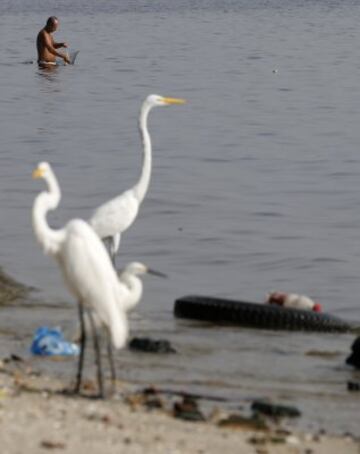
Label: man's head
xmin=45 ymin=16 xmax=59 ymax=32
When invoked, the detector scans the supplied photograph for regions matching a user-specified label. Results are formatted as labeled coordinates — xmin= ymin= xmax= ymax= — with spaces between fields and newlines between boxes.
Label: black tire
xmin=174 ymin=295 xmax=352 ymax=333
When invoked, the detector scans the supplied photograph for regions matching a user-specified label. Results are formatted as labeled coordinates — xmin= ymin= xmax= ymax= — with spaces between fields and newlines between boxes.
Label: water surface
xmin=0 ymin=0 xmax=360 ymax=435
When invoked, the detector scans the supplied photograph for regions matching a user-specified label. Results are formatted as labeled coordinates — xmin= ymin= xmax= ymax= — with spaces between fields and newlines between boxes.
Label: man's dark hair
xmin=46 ymin=16 xmax=58 ymax=27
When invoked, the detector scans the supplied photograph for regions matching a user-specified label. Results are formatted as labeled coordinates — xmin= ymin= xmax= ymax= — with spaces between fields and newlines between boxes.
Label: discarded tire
xmin=174 ymin=295 xmax=351 ymax=333
xmin=346 ymin=336 xmax=360 ymax=369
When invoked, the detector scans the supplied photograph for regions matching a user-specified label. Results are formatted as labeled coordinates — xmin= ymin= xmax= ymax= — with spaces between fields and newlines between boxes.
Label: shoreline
xmin=0 ymin=359 xmax=358 ymax=454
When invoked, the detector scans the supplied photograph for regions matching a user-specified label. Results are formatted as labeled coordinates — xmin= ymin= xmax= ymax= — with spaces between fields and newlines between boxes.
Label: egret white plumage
xmin=89 ymin=94 xmax=185 ymax=260
xmin=32 ymin=162 xmax=153 ymax=397
xmin=116 ymin=261 xmax=166 ymax=312
xmin=81 ymin=260 xmax=166 ymax=388
xmin=83 ymin=262 xmax=166 ymax=336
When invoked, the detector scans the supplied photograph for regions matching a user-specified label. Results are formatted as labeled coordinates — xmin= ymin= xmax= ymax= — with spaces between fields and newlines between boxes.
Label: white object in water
xmin=56 ymin=50 xmax=79 ymax=66
xmin=266 ymin=292 xmax=322 ymax=312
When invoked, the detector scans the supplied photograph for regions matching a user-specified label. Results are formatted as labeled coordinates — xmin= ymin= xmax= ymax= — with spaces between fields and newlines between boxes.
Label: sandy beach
xmin=0 ymin=358 xmax=358 ymax=454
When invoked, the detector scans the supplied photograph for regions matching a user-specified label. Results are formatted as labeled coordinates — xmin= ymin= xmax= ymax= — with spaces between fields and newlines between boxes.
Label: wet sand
xmin=0 ymin=359 xmax=358 ymax=454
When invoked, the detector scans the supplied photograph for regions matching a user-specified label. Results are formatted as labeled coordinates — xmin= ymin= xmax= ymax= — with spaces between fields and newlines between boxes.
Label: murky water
xmin=0 ymin=0 xmax=360 ymax=434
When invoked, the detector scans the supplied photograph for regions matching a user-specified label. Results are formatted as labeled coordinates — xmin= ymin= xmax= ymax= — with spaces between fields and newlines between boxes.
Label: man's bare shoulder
xmin=36 ymin=28 xmax=45 ymax=43
xmin=38 ymin=28 xmax=49 ymax=38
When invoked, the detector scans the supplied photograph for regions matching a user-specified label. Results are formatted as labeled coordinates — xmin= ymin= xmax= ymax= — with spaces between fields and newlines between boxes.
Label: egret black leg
xmin=106 ymin=331 xmax=116 ymax=393
xmin=74 ymin=302 xmax=86 ymax=394
xmin=88 ymin=311 xmax=104 ymax=398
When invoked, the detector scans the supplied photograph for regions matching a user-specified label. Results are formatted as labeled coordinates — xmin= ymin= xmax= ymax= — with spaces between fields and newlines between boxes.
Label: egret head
xmin=124 ymin=262 xmax=167 ymax=278
xmin=32 ymin=162 xmax=52 ymax=180
xmin=146 ymin=94 xmax=186 ymax=108
xmin=125 ymin=262 xmax=148 ymax=276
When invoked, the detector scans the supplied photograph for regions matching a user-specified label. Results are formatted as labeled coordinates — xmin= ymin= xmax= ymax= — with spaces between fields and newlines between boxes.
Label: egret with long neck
xmin=32 ymin=162 xmax=153 ymax=397
xmin=89 ymin=94 xmax=185 ymax=260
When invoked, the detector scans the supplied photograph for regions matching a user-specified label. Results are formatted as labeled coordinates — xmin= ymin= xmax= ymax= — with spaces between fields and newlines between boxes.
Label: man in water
xmin=36 ymin=16 xmax=70 ymax=67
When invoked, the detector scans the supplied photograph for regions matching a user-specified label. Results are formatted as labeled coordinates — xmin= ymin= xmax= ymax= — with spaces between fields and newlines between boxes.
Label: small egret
xmin=81 ymin=260 xmax=166 ymax=387
xmin=82 ymin=262 xmax=166 ymax=332
xmin=32 ymin=162 xmax=155 ymax=396
xmin=89 ymin=94 xmax=185 ymax=260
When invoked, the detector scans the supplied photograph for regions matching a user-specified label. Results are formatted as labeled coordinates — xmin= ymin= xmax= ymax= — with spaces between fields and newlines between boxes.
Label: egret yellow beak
xmin=32 ymin=167 xmax=44 ymax=179
xmin=162 ymin=97 xmax=186 ymax=105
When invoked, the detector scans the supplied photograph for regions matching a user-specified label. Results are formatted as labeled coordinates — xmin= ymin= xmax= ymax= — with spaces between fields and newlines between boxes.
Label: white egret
xmin=32 ymin=162 xmax=155 ymax=396
xmin=83 ymin=261 xmax=166 ymax=380
xmin=116 ymin=261 xmax=166 ymax=312
xmin=89 ymin=94 xmax=185 ymax=260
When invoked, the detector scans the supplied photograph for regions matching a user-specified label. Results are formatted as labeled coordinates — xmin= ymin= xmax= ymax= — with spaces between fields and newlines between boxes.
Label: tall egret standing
xmin=32 ymin=162 xmax=152 ymax=396
xmin=89 ymin=94 xmax=185 ymax=260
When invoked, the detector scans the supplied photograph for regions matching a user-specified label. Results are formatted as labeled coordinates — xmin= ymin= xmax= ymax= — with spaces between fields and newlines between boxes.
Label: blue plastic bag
xmin=31 ymin=326 xmax=79 ymax=356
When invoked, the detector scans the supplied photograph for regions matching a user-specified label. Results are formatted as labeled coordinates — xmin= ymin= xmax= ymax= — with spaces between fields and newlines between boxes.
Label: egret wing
xmin=89 ymin=190 xmax=139 ymax=239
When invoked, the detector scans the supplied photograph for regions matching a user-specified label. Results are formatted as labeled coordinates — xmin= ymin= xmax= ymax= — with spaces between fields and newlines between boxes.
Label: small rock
xmin=40 ymin=440 xmax=66 ymax=450
xmin=347 ymin=381 xmax=360 ymax=392
xmin=269 ymin=435 xmax=286 ymax=444
xmin=173 ymin=396 xmax=205 ymax=422
xmin=218 ymin=413 xmax=268 ymax=431
xmin=251 ymin=400 xmax=301 ymax=418
xmin=248 ymin=434 xmax=267 ymax=445
xmin=129 ymin=337 xmax=176 ymax=354
xmin=125 ymin=387 xmax=165 ymax=411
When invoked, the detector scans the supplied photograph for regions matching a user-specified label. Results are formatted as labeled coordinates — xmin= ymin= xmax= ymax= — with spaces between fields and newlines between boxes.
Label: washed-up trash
xmin=31 ymin=326 xmax=79 ymax=356
xmin=266 ymin=292 xmax=322 ymax=312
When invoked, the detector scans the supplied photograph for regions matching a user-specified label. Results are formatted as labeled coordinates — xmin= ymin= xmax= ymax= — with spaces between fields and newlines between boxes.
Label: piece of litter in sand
xmin=31 ymin=326 xmax=79 ymax=356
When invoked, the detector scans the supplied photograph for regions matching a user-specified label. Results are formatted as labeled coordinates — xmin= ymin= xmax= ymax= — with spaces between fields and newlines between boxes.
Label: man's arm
xmin=43 ymin=32 xmax=70 ymax=63
xmin=54 ymin=41 xmax=68 ymax=49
